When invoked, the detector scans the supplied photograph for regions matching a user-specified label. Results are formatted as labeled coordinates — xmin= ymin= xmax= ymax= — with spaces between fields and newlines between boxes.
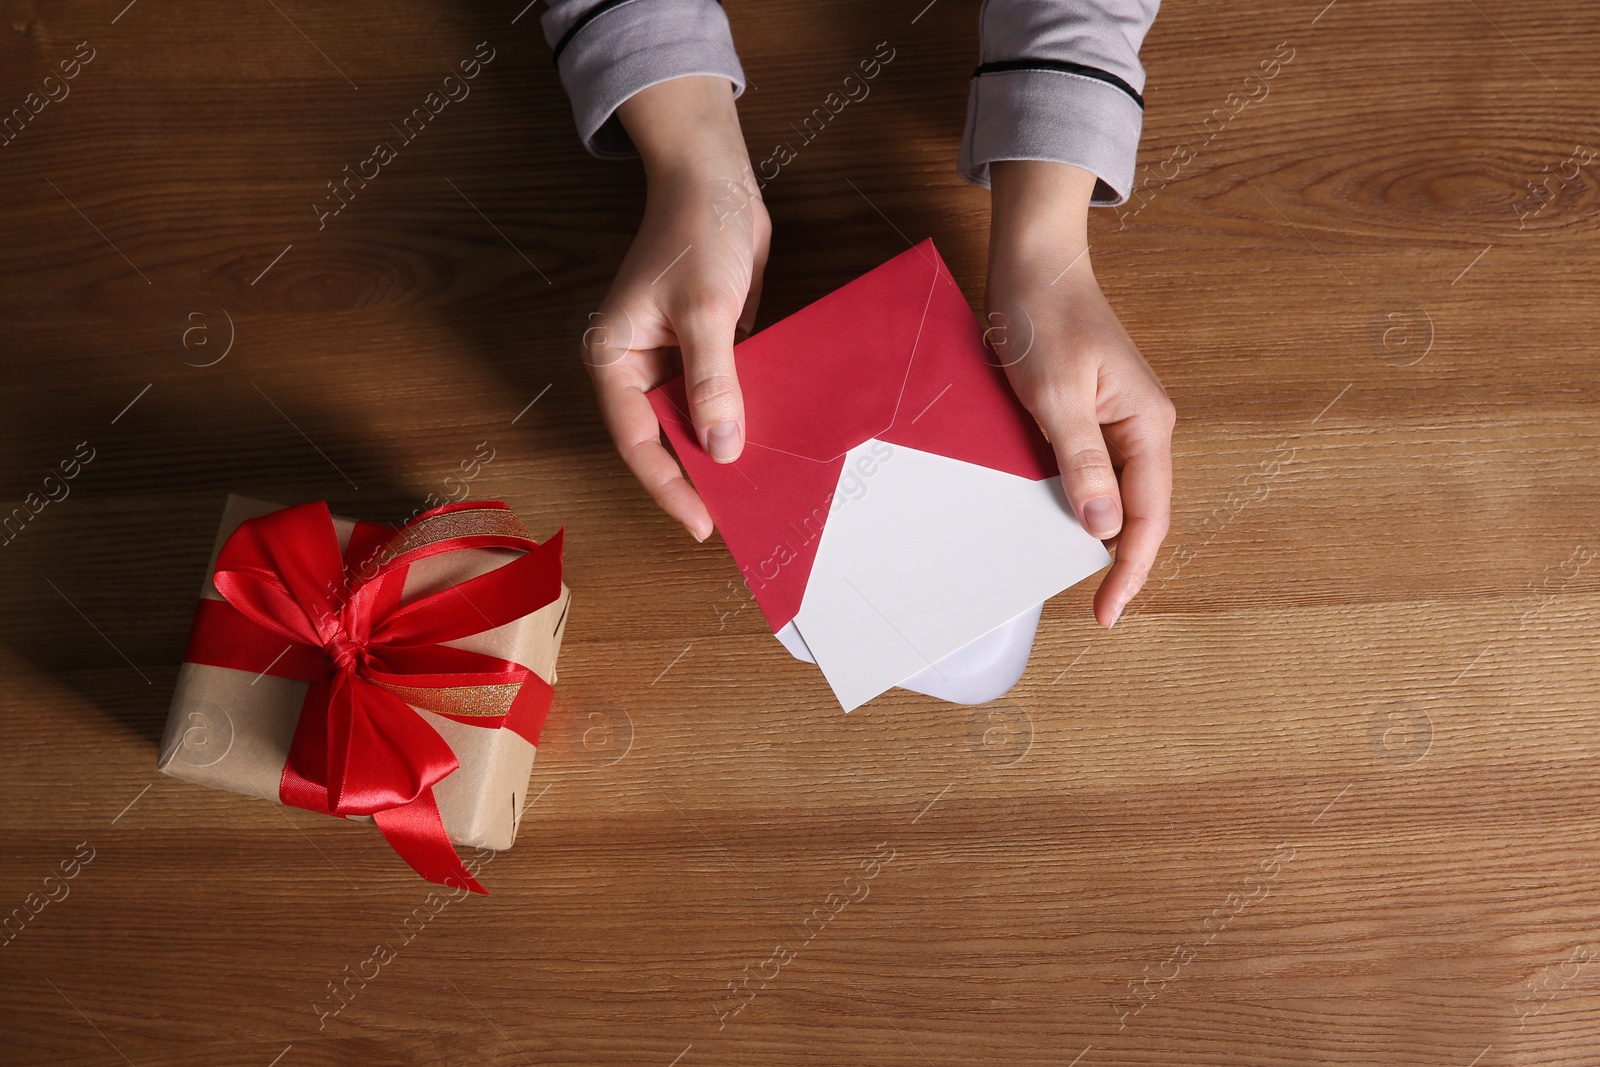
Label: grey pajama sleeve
xmin=540 ymin=0 xmax=746 ymax=158
xmin=960 ymin=0 xmax=1161 ymax=205
xmin=540 ymin=0 xmax=1159 ymax=206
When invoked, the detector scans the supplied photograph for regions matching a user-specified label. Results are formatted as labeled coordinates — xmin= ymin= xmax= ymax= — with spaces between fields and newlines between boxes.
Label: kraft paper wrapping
xmin=158 ymin=495 xmax=569 ymax=851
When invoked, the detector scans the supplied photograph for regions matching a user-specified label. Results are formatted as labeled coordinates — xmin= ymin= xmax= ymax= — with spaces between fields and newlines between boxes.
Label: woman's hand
xmin=986 ymin=160 xmax=1176 ymax=627
xmin=585 ymin=75 xmax=769 ymax=541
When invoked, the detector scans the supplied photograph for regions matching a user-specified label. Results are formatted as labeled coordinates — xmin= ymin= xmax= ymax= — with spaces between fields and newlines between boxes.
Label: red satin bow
xmin=182 ymin=500 xmax=564 ymax=893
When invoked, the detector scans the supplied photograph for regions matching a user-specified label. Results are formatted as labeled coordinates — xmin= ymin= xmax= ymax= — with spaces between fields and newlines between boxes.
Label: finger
xmin=1037 ymin=388 xmax=1125 ymax=542
xmin=592 ymin=368 xmax=715 ymax=541
xmin=1094 ymin=406 xmax=1174 ymax=627
xmin=675 ymin=299 xmax=746 ymax=463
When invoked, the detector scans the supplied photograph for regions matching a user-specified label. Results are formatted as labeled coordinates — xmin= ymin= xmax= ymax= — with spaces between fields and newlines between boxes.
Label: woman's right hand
xmin=583 ymin=75 xmax=769 ymax=542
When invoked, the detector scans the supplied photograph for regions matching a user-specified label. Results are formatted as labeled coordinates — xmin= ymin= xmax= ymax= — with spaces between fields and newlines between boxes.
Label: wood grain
xmin=2 ymin=0 xmax=1598 ymax=1063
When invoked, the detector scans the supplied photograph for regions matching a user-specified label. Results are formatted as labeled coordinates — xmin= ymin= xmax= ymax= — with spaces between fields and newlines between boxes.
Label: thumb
xmin=676 ymin=304 xmax=746 ymax=463
xmin=1042 ymin=400 xmax=1123 ymax=540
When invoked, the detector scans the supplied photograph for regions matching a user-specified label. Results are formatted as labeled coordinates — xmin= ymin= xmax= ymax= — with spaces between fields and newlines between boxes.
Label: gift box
xmin=159 ymin=494 xmax=569 ymax=892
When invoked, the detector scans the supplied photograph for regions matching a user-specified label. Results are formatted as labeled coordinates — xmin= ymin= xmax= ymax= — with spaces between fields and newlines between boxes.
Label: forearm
xmin=988 ymin=160 xmax=1096 ymax=273
xmin=616 ymin=75 xmax=750 ymax=182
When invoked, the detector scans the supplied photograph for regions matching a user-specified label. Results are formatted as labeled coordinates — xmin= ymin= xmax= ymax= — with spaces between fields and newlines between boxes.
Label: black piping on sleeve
xmin=971 ymin=57 xmax=1145 ymax=110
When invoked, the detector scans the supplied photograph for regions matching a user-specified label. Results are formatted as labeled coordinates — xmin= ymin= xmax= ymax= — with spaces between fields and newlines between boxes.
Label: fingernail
xmin=1082 ymin=496 xmax=1119 ymax=538
xmin=705 ymin=421 xmax=742 ymax=463
xmin=1108 ymin=599 xmax=1125 ymax=628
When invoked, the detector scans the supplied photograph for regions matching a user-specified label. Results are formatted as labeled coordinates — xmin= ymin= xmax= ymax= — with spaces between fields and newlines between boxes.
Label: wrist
xmin=988 ymin=160 xmax=1096 ymax=278
xmin=617 ymin=75 xmax=750 ymax=183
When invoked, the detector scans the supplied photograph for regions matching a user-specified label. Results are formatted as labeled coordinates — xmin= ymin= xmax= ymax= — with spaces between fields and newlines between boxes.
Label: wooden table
xmin=3 ymin=2 xmax=1598 ymax=1063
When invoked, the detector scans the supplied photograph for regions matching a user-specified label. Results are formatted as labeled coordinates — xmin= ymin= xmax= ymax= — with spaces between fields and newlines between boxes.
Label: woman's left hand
xmin=986 ymin=160 xmax=1176 ymax=628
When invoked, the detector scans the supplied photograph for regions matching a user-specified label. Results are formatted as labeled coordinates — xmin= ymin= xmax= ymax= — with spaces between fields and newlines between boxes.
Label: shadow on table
xmin=0 ymin=0 xmax=982 ymax=750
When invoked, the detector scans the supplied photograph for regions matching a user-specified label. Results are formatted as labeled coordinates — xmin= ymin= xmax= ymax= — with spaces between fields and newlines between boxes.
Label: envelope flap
xmin=877 ymin=263 xmax=1058 ymax=483
xmin=735 ymin=243 xmax=938 ymax=463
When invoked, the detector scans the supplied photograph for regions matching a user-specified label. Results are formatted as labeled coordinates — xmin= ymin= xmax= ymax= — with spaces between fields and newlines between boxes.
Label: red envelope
xmin=649 ymin=240 xmax=1109 ymax=709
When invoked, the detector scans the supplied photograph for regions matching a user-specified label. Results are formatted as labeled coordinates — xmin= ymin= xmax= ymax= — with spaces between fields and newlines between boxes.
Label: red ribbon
xmin=181 ymin=500 xmax=564 ymax=894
